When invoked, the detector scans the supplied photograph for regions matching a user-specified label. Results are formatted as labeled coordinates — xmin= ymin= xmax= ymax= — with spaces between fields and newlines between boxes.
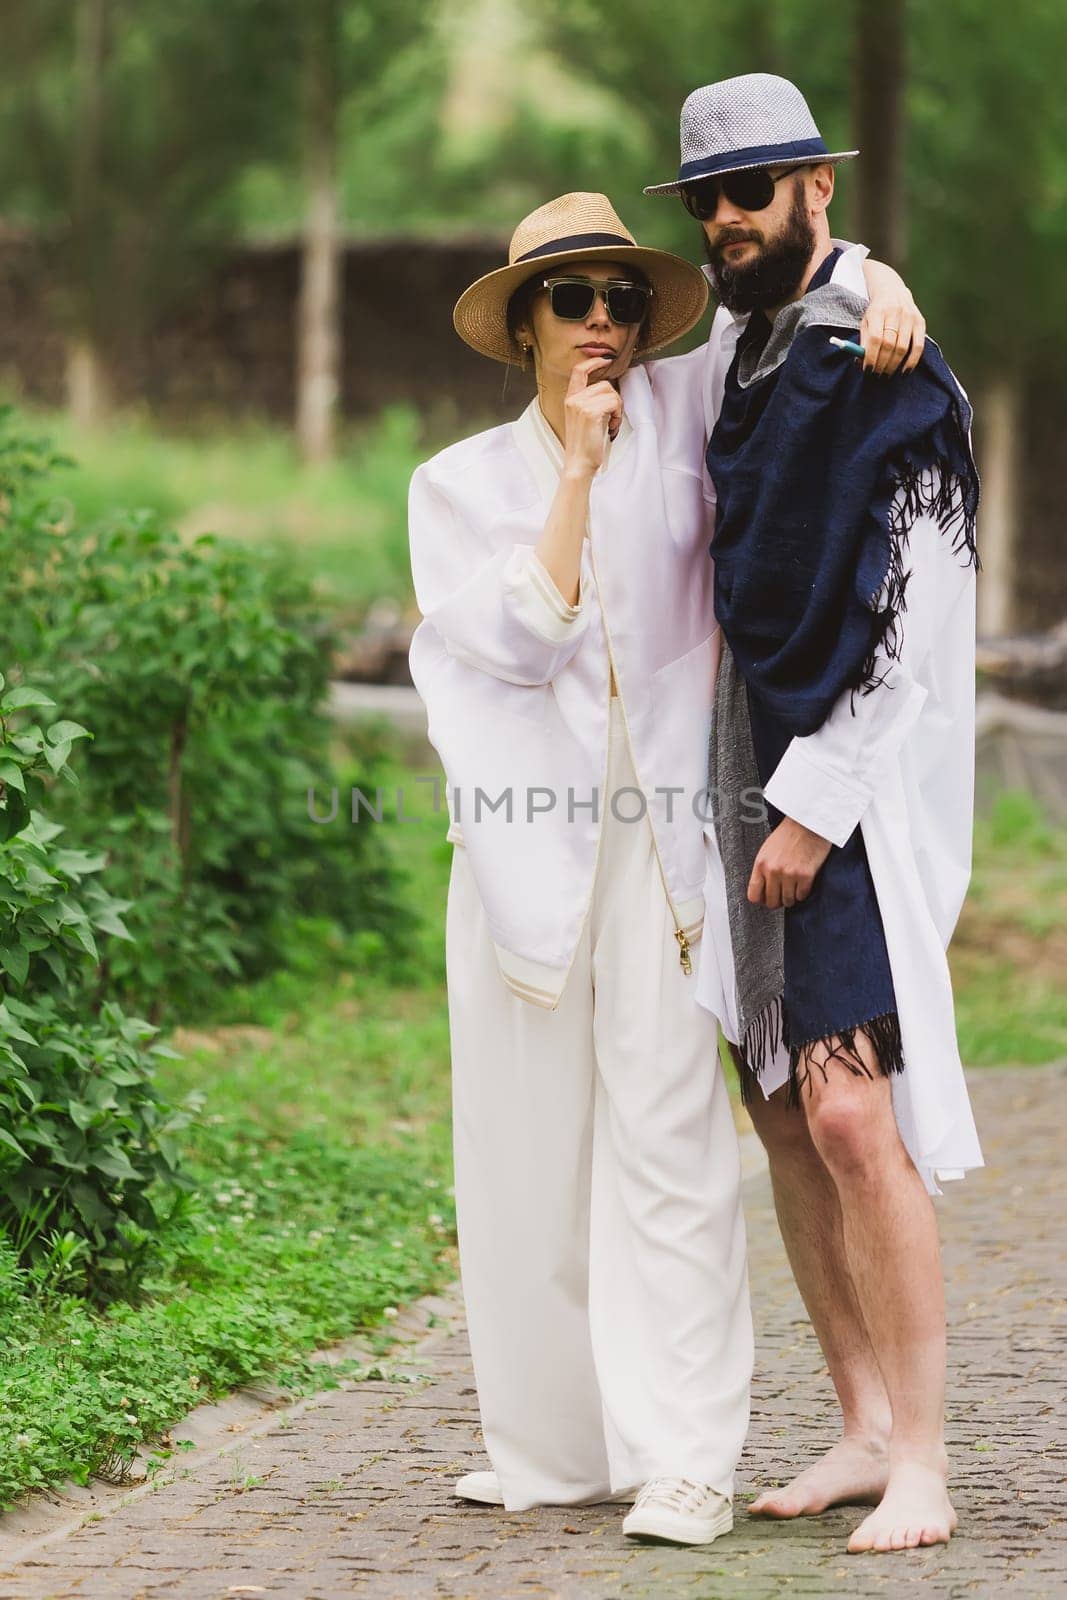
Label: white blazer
xmin=408 ymin=352 xmax=718 ymax=1009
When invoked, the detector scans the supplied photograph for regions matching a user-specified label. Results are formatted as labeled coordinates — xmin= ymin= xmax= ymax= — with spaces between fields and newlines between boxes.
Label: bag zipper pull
xmin=675 ymin=927 xmax=692 ymax=976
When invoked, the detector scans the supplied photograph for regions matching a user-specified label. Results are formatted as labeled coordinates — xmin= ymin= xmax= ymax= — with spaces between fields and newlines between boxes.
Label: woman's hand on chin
xmin=563 ymin=356 xmax=624 ymax=478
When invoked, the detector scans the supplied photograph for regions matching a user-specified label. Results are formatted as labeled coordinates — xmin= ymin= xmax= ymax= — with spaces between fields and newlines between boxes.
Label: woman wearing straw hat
xmin=407 ymin=191 xmax=921 ymax=1545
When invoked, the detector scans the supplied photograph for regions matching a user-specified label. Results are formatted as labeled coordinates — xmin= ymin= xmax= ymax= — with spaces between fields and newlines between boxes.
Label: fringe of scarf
xmin=735 ymin=1001 xmax=905 ymax=1111
xmin=787 ymin=1009 xmax=905 ymax=1110
xmin=854 ymin=452 xmax=980 ymax=704
xmin=737 ymin=994 xmax=786 ymax=1107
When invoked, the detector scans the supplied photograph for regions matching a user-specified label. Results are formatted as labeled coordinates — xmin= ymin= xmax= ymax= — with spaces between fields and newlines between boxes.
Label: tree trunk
xmin=68 ymin=0 xmax=111 ymax=427
xmin=66 ymin=336 xmax=112 ymax=427
xmin=852 ymin=0 xmax=906 ymax=265
xmin=976 ymin=374 xmax=1022 ymax=639
xmin=741 ymin=1 xmax=782 ymax=76
xmin=296 ymin=0 xmax=342 ymax=466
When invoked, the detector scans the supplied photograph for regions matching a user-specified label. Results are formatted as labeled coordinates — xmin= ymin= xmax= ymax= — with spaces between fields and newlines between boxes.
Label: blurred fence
xmin=0 ymin=224 xmax=511 ymax=425
xmin=976 ymin=696 xmax=1067 ymax=823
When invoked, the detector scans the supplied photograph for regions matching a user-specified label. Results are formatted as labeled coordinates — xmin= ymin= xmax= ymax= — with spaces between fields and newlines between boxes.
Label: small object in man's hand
xmin=828 ymin=335 xmax=867 ymax=360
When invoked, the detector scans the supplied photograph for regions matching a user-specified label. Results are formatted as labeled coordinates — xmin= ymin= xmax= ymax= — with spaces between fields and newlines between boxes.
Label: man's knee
xmin=803 ymin=1074 xmax=901 ymax=1179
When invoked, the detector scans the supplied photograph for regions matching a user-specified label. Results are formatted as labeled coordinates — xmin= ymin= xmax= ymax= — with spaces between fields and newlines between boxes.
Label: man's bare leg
xmin=743 ymin=1077 xmax=892 ymax=1515
xmin=800 ymin=1040 xmax=956 ymax=1552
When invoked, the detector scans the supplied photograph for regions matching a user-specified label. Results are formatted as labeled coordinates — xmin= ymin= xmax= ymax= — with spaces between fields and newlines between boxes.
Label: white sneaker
xmin=454 ymin=1471 xmax=504 ymax=1505
xmin=454 ymin=1470 xmax=633 ymax=1507
xmin=622 ymin=1478 xmax=733 ymax=1545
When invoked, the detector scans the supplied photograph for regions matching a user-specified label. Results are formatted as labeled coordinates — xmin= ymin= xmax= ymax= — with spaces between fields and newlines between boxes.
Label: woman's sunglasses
xmin=540 ymin=276 xmax=652 ymax=326
xmin=680 ymin=162 xmax=807 ymax=221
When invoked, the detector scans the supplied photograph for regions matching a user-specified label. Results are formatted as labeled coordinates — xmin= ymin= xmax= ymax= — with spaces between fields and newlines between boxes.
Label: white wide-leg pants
xmin=445 ymin=698 xmax=753 ymax=1512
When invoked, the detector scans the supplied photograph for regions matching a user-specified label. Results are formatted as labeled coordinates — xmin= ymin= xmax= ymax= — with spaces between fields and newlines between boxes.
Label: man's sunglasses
xmin=540 ymin=276 xmax=652 ymax=325
xmin=680 ymin=162 xmax=807 ymax=221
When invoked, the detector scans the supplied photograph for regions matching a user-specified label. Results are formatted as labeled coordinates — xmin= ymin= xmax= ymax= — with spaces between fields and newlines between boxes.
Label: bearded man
xmin=645 ymin=74 xmax=982 ymax=1555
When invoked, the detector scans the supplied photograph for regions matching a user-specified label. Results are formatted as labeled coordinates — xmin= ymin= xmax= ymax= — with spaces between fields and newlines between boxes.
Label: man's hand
xmin=748 ymin=817 xmax=833 ymax=909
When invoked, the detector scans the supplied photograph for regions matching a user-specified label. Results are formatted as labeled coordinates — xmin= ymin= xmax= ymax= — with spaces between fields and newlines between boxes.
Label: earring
xmin=519 ymin=343 xmax=530 ymax=372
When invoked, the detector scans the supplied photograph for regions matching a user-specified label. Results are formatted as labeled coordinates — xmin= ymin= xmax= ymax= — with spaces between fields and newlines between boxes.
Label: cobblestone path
xmin=1 ymin=1065 xmax=1062 ymax=1600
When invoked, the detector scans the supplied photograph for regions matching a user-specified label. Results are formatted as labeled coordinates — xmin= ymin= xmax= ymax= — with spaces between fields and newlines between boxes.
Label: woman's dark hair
xmin=506 ymin=261 xmax=653 ymax=359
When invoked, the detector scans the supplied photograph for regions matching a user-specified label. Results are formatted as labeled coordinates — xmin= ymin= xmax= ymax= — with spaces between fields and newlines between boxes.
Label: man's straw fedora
xmin=644 ymin=74 xmax=858 ymax=194
xmin=453 ymin=192 xmax=709 ymax=366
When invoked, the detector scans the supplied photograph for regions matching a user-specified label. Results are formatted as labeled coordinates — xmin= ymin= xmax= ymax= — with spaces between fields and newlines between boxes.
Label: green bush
xmin=0 ymin=407 xmax=405 ymax=1017
xmin=0 ymin=674 xmax=194 ymax=1298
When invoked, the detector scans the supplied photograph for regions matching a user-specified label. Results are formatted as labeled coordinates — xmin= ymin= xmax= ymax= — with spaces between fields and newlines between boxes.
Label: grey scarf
xmin=706 ymin=641 xmax=786 ymax=1082
xmin=736 ymin=282 xmax=871 ymax=389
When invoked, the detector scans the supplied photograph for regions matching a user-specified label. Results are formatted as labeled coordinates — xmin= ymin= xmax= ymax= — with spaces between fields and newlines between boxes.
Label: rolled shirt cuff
xmin=504 ymin=545 xmax=589 ymax=646
xmin=762 ymin=742 xmax=873 ymax=849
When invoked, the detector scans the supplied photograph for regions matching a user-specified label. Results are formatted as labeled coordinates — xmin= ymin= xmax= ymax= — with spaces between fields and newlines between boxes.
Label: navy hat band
xmin=679 ymin=137 xmax=829 ymax=182
xmin=516 ymin=232 xmax=634 ymax=263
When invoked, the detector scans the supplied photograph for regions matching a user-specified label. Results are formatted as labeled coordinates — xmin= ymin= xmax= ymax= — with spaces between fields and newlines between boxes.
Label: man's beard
xmin=704 ymin=184 xmax=817 ymax=314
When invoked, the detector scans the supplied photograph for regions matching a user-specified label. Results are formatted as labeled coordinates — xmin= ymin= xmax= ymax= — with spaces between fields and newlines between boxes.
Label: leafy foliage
xmin=0 ymin=0 xmax=294 ymax=348
xmin=0 ymin=671 xmax=195 ymax=1297
xmin=909 ymin=0 xmax=1067 ymax=370
xmin=0 ymin=1134 xmax=454 ymax=1504
xmin=0 ymin=407 xmax=404 ymax=1017
xmin=0 ymin=959 xmax=456 ymax=1508
xmin=0 ymin=0 xmax=446 ymax=356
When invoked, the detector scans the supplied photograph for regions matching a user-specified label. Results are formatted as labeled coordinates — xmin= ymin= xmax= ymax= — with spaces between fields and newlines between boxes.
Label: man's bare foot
xmin=748 ymin=1435 xmax=889 ymax=1518
xmin=847 ymin=1459 xmax=957 ymax=1553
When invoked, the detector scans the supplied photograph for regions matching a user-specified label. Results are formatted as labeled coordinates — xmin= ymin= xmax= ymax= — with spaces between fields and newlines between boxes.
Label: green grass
xmin=0 ymin=960 xmax=455 ymax=1509
xmin=951 ymin=791 xmax=1067 ymax=1066
xmin=23 ymin=403 xmax=435 ymax=628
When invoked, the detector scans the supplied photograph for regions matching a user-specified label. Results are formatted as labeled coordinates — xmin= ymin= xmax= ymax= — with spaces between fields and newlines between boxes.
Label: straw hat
xmin=453 ymin=192 xmax=709 ymax=366
xmin=644 ymin=74 xmax=858 ymax=195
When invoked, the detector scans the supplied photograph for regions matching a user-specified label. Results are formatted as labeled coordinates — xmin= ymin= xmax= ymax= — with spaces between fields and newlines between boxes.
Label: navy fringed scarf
xmin=706 ymin=283 xmax=979 ymax=738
